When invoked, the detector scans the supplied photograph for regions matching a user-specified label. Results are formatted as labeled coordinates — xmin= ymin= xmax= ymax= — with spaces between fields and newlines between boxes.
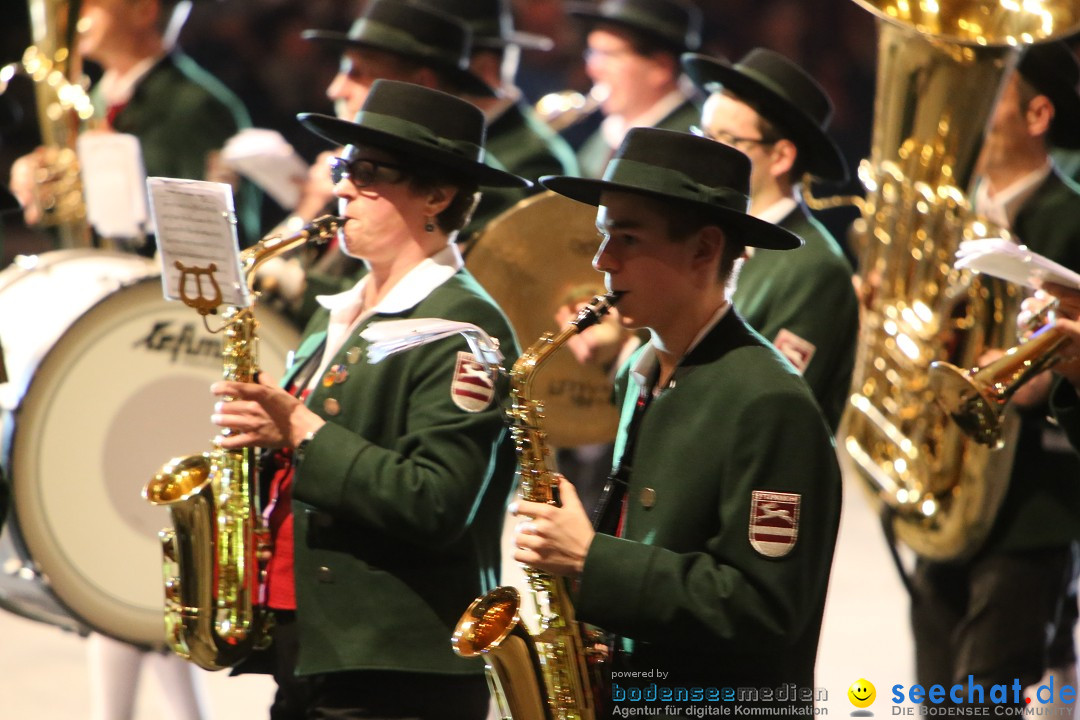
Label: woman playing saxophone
xmin=208 ymin=79 xmax=529 ymax=719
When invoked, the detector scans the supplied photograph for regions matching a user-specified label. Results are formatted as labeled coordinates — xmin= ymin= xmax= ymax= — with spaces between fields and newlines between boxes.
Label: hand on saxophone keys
xmin=210 ymin=374 xmax=325 ymax=450
xmin=511 ymin=476 xmax=595 ymax=578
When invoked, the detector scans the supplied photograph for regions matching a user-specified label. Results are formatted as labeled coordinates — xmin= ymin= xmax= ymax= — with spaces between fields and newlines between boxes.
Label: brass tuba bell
xmin=839 ymin=0 xmax=1080 ymax=561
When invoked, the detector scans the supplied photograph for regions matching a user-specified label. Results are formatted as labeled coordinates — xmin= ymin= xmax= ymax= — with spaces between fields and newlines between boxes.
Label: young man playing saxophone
xmin=514 ymin=127 xmax=842 ymax=713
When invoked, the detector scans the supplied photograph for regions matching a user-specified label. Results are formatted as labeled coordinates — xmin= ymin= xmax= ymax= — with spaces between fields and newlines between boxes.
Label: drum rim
xmin=3 ymin=268 xmax=298 ymax=648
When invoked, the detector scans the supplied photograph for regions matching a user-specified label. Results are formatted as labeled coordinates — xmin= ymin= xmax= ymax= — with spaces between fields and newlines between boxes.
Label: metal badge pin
xmin=346 ymin=346 xmax=362 ymax=364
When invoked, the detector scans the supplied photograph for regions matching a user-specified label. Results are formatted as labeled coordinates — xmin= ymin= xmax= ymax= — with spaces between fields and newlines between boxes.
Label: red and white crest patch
xmin=451 ymin=351 xmax=495 ymax=413
xmin=749 ymin=490 xmax=801 ymax=558
xmin=773 ymin=329 xmax=816 ymax=374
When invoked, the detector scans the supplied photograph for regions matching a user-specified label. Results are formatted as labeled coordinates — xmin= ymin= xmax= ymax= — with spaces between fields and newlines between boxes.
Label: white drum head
xmin=2 ymin=254 xmax=298 ymax=647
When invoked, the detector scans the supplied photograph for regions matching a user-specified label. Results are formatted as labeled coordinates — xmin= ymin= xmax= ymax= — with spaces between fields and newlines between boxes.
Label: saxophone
xmin=453 ymin=292 xmax=621 ymax=720
xmin=143 ymin=214 xmax=342 ymax=670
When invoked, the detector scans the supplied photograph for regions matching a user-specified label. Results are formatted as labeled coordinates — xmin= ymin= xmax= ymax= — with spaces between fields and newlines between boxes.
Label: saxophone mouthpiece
xmin=571 ymin=291 xmax=624 ymax=332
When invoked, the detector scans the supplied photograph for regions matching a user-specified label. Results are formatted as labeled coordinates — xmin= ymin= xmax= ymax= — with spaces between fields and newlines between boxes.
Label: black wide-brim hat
xmin=299 ymin=79 xmax=530 ymax=189
xmin=301 ymin=0 xmax=496 ymax=97
xmin=421 ymin=0 xmax=554 ymax=51
xmin=541 ymin=127 xmax=801 ymax=250
xmin=566 ymin=0 xmax=702 ymax=53
xmin=682 ymin=49 xmax=848 ymax=182
xmin=1017 ymin=40 xmax=1080 ymax=149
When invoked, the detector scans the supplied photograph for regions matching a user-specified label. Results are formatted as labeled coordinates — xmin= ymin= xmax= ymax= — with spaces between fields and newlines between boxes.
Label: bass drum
xmin=0 ymin=249 xmax=299 ymax=648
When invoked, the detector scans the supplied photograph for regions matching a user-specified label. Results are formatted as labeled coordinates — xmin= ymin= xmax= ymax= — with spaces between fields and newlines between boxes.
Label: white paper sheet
xmin=955 ymin=238 xmax=1080 ymax=291
xmin=220 ymin=128 xmax=309 ymax=209
xmin=146 ymin=177 xmax=250 ymax=309
xmin=77 ymin=132 xmax=149 ymax=238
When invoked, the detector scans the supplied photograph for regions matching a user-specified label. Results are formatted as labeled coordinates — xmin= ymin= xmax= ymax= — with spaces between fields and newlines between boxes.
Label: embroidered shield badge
xmin=749 ymin=490 xmax=801 ymax=558
xmin=451 ymin=351 xmax=495 ymax=412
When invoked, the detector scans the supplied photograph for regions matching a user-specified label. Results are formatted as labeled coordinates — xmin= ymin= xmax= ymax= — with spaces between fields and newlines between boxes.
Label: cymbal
xmin=464 ymin=191 xmax=620 ymax=448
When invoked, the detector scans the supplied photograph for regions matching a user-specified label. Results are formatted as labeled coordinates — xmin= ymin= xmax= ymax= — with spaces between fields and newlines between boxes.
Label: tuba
xmin=3 ymin=0 xmax=94 ymax=246
xmin=143 ymin=214 xmax=342 ymax=670
xmin=841 ymin=0 xmax=1080 ymax=561
xmin=452 ymin=292 xmax=621 ymax=720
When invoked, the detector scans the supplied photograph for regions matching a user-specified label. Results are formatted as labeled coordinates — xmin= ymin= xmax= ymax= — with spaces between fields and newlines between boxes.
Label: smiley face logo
xmin=848 ymin=678 xmax=876 ymax=709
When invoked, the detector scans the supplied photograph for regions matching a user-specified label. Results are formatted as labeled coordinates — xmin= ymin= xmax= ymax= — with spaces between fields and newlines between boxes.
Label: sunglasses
xmin=329 ymin=157 xmax=407 ymax=188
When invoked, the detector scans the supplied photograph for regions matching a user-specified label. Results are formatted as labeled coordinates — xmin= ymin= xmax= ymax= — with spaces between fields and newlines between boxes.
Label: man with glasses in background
xmin=682 ymin=48 xmax=859 ymax=432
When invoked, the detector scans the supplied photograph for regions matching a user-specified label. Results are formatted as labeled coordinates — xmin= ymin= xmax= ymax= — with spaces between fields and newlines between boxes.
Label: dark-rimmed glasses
xmin=329 ymin=157 xmax=407 ymax=188
xmin=690 ymin=125 xmax=778 ymax=149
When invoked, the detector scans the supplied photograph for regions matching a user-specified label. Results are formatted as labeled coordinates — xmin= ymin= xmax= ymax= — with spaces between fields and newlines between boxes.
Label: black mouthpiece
xmin=572 ymin=291 xmax=624 ymax=332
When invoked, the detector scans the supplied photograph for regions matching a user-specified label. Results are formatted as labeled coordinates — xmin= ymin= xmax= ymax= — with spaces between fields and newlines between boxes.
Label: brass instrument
xmin=534 ymin=86 xmax=606 ymax=132
xmin=931 ymin=309 xmax=1070 ymax=449
xmin=840 ymin=0 xmax=1080 ymax=561
xmin=465 ymin=191 xmax=620 ymax=448
xmin=143 ymin=214 xmax=342 ymax=670
xmin=452 ymin=292 xmax=621 ymax=720
xmin=2 ymin=0 xmax=94 ymax=246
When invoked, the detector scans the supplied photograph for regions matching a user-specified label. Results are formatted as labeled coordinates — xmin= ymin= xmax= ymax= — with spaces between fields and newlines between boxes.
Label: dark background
xmin=0 ymin=0 xmax=889 ymax=261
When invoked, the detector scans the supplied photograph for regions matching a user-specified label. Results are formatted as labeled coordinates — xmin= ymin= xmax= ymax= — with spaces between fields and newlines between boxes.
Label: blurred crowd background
xmin=0 ymin=0 xmax=884 ymax=262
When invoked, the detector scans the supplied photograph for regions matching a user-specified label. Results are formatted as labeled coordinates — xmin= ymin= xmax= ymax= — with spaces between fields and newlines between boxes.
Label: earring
xmin=424 ymin=217 xmax=436 ymax=232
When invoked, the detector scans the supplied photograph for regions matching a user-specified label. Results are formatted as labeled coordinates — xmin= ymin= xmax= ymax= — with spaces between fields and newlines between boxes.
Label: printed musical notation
xmin=147 ymin=177 xmax=250 ymax=309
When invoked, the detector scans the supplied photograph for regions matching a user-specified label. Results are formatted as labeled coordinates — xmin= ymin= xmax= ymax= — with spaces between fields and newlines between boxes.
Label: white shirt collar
xmin=754 ymin=194 xmax=799 ymax=225
xmin=600 ymin=89 xmax=688 ymax=152
xmin=98 ymin=54 xmax=164 ymax=107
xmin=973 ymin=159 xmax=1053 ymax=230
xmin=630 ymin=301 xmax=731 ymax=392
xmin=310 ymin=244 xmax=464 ymax=385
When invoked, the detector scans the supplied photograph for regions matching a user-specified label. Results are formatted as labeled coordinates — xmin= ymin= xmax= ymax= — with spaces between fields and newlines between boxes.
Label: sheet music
xmin=147 ymin=177 xmax=250 ymax=308
xmin=77 ymin=132 xmax=149 ymax=238
xmin=221 ymin=128 xmax=308 ymax=209
xmin=955 ymin=238 xmax=1080 ymax=291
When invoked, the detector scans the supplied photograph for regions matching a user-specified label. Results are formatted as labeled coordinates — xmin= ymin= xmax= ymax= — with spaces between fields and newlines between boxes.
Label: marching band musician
xmin=420 ymin=0 xmax=580 ymax=182
xmin=7 ymin=0 xmax=257 ymax=251
xmin=913 ymin=41 xmax=1080 ymax=706
xmin=515 ymin=127 xmax=842 ymax=711
xmin=263 ymin=0 xmax=528 ymax=324
xmin=682 ymin=48 xmax=859 ymax=433
xmin=1025 ymin=281 xmax=1080 ymax=456
xmin=569 ymin=0 xmax=703 ymax=179
xmin=8 ymin=1 xmax=253 ymax=718
xmin=210 ymin=79 xmax=527 ymax=719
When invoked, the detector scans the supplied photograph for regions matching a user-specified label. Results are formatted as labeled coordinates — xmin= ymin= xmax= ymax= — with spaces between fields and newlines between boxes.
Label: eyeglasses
xmin=583 ymin=47 xmax=635 ymax=63
xmin=329 ymin=157 xmax=407 ymax=188
xmin=690 ymin=125 xmax=778 ymax=149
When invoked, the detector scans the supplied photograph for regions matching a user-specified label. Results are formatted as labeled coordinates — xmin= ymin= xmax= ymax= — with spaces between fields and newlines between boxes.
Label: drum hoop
xmin=4 ymin=272 xmax=298 ymax=647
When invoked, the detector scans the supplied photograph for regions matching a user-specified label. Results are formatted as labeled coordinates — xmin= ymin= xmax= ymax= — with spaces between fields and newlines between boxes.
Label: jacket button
xmin=323 ymin=398 xmax=341 ymax=416
xmin=640 ymin=487 xmax=657 ymax=509
xmin=316 ymin=566 xmax=334 ymax=583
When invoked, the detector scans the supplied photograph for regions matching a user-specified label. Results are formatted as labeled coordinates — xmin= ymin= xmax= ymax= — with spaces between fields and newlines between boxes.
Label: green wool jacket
xmin=987 ymin=168 xmax=1080 ymax=552
xmin=576 ymin=310 xmax=842 ymax=697
xmin=283 ymin=269 xmax=519 ymax=676
xmin=1050 ymin=377 xmax=1080 ymax=457
xmin=485 ymin=99 xmax=580 ymax=183
xmin=576 ymin=98 xmax=700 ymax=179
xmin=731 ymin=204 xmax=858 ymax=432
xmin=92 ymin=52 xmax=259 ymax=245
